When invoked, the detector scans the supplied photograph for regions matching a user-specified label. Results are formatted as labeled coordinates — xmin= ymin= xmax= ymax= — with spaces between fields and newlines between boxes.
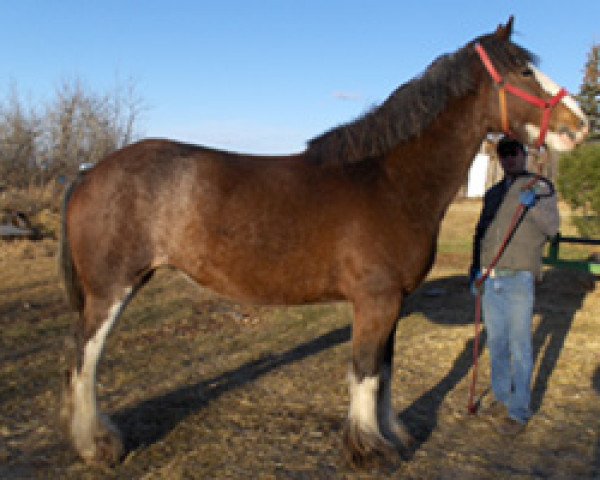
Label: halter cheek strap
xmin=475 ymin=43 xmax=568 ymax=149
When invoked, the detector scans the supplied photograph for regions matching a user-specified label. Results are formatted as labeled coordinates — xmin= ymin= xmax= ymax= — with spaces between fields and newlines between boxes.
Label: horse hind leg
xmin=61 ymin=288 xmax=133 ymax=465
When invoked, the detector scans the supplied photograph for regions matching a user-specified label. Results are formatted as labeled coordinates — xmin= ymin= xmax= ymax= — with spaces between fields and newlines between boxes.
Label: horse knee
xmin=351 ymin=293 xmax=400 ymax=375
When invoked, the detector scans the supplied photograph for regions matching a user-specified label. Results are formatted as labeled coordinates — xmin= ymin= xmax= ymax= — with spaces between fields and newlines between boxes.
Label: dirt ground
xmin=1 ymin=202 xmax=599 ymax=479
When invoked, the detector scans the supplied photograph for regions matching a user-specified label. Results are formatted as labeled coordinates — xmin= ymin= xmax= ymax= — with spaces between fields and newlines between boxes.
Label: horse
xmin=59 ymin=17 xmax=588 ymax=466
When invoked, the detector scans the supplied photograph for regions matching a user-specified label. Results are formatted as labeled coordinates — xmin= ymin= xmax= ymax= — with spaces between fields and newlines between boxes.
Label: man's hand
xmin=519 ymin=189 xmax=537 ymax=207
xmin=470 ymin=270 xmax=484 ymax=296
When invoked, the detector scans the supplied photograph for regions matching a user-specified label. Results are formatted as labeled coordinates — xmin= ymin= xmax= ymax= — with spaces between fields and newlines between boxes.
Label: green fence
xmin=543 ymin=233 xmax=600 ymax=275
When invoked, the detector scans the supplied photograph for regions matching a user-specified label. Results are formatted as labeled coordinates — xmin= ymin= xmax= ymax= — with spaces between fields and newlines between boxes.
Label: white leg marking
xmin=70 ymin=292 xmax=129 ymax=458
xmin=348 ymin=370 xmax=381 ymax=435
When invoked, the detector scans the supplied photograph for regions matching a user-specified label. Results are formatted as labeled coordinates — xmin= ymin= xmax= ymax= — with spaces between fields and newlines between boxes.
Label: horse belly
xmin=171 ymin=230 xmax=341 ymax=305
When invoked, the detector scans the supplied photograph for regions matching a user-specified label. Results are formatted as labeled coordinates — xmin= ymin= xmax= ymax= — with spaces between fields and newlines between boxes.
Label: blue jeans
xmin=482 ymin=271 xmax=534 ymax=424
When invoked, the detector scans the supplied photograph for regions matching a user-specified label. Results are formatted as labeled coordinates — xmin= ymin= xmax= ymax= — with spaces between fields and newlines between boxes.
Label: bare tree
xmin=0 ymin=88 xmax=41 ymax=188
xmin=41 ymin=77 xmax=144 ymax=179
xmin=0 ymin=77 xmax=144 ymax=189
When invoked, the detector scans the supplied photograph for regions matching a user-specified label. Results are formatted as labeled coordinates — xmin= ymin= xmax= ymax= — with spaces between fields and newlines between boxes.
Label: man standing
xmin=470 ymin=136 xmax=559 ymax=435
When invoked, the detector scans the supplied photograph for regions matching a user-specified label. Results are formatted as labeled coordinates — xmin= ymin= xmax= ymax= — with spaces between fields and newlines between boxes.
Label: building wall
xmin=463 ymin=139 xmax=559 ymax=198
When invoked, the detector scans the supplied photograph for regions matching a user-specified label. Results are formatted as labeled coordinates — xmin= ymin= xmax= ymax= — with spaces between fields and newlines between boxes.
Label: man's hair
xmin=497 ymin=136 xmax=526 ymax=158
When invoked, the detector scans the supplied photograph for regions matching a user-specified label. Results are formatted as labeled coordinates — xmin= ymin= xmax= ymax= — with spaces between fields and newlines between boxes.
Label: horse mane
xmin=306 ymin=32 xmax=536 ymax=165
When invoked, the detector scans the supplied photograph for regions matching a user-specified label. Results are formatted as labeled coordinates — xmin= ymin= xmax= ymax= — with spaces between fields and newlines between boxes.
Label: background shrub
xmin=558 ymin=143 xmax=600 ymax=237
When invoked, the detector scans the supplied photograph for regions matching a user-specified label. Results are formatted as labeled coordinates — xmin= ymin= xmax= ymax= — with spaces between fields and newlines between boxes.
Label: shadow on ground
xmin=114 ymin=325 xmax=351 ymax=452
xmin=400 ymin=269 xmax=594 ymax=449
xmin=114 ymin=269 xmax=594 ymax=459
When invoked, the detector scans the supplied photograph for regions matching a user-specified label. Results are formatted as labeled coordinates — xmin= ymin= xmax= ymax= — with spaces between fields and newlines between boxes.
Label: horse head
xmin=477 ymin=17 xmax=589 ymax=152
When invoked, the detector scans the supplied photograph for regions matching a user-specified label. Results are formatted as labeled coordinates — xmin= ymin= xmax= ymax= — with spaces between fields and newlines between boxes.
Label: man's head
xmin=497 ymin=136 xmax=527 ymax=177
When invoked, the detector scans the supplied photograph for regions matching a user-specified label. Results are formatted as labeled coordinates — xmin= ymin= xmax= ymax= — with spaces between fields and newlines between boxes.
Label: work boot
xmin=496 ymin=416 xmax=526 ymax=436
xmin=478 ymin=397 xmax=507 ymax=422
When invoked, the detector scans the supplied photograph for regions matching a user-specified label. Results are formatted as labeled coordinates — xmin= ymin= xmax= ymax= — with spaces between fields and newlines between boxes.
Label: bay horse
xmin=59 ymin=17 xmax=588 ymax=466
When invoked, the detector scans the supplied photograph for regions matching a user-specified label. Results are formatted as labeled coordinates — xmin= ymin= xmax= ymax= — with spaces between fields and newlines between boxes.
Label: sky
xmin=1 ymin=1 xmax=599 ymax=154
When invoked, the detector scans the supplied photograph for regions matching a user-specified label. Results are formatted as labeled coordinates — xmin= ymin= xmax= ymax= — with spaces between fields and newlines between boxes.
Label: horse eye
xmin=522 ymin=68 xmax=534 ymax=77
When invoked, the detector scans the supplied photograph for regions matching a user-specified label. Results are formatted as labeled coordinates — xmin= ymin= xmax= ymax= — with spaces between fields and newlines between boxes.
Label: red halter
xmin=475 ymin=43 xmax=568 ymax=149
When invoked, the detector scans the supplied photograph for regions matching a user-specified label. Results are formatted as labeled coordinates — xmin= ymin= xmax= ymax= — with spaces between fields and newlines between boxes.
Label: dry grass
xmin=0 ymin=200 xmax=598 ymax=479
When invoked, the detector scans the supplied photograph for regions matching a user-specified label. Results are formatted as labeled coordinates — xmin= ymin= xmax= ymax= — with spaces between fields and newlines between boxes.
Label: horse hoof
xmin=382 ymin=420 xmax=416 ymax=460
xmin=94 ymin=426 xmax=123 ymax=466
xmin=342 ymin=420 xmax=399 ymax=468
xmin=80 ymin=417 xmax=124 ymax=467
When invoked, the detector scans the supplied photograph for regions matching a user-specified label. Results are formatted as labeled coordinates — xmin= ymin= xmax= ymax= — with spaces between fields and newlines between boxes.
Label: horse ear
xmin=495 ymin=15 xmax=514 ymax=41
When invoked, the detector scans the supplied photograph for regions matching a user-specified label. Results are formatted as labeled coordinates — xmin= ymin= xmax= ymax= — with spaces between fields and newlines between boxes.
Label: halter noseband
xmin=475 ymin=43 xmax=568 ymax=149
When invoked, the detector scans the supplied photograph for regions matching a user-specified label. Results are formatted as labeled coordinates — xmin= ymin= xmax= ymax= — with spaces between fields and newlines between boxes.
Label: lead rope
xmin=467 ymin=175 xmax=541 ymax=414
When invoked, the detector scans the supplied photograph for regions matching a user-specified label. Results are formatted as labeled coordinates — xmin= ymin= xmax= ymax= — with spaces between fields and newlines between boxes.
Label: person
xmin=469 ymin=136 xmax=559 ymax=435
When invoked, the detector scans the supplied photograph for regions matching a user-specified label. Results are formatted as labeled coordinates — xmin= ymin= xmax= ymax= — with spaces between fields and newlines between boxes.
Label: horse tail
xmin=59 ymin=174 xmax=86 ymax=313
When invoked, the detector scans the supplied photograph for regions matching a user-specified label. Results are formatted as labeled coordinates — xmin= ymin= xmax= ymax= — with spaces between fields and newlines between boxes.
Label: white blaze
xmin=526 ymin=63 xmax=588 ymax=151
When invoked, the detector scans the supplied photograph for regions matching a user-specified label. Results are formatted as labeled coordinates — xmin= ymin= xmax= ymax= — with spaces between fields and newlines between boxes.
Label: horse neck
xmin=384 ymin=89 xmax=491 ymax=223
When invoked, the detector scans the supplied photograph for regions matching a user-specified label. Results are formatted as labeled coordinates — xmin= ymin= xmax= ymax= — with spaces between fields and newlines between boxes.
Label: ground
xmin=0 ymin=201 xmax=598 ymax=479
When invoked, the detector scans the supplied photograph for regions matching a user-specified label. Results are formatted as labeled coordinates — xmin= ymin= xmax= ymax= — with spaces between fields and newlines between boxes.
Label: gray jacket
xmin=480 ymin=175 xmax=559 ymax=278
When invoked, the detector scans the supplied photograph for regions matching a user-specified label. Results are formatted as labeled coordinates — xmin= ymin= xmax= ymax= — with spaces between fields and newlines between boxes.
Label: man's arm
xmin=528 ymin=193 xmax=560 ymax=238
xmin=469 ymin=182 xmax=506 ymax=279
xmin=521 ymin=178 xmax=560 ymax=238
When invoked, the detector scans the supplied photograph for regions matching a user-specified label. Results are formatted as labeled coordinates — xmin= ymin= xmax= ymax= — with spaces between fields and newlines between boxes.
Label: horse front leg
xmin=344 ymin=293 xmax=412 ymax=465
xmin=378 ymin=322 xmax=414 ymax=454
xmin=60 ymin=291 xmax=130 ymax=466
